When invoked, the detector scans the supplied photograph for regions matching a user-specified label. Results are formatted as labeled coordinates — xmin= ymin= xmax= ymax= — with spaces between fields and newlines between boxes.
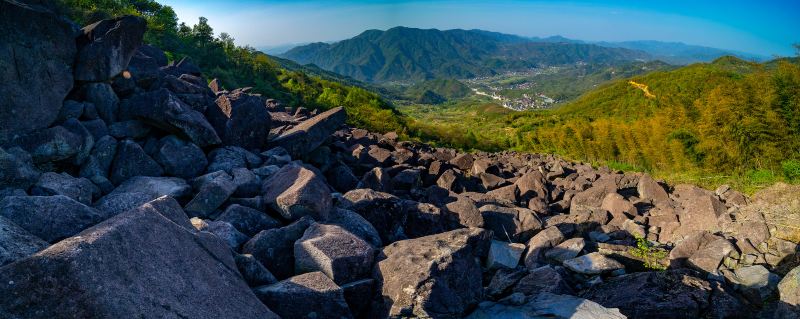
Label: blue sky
xmin=161 ymin=0 xmax=799 ymax=56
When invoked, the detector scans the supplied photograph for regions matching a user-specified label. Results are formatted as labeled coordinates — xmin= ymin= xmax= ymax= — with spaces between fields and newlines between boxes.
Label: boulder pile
xmin=1 ymin=2 xmax=798 ymax=318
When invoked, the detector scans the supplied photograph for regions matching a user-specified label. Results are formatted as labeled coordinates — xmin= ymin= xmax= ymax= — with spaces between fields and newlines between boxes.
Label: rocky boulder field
xmin=1 ymin=2 xmax=799 ymax=318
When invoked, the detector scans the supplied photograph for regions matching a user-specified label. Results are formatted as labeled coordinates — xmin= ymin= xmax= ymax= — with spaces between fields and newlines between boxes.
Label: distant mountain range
xmin=280 ymin=27 xmax=649 ymax=82
xmin=279 ymin=27 xmax=768 ymax=83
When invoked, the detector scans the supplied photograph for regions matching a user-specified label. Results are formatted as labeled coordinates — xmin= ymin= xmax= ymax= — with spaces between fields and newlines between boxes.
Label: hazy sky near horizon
xmin=160 ymin=0 xmax=799 ymax=56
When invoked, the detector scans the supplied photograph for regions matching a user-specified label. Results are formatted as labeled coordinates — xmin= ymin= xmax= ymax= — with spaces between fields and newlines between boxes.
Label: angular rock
xmin=154 ymin=135 xmax=208 ymax=179
xmin=637 ymin=174 xmax=670 ymax=206
xmin=0 ymin=198 xmax=278 ymax=318
xmin=687 ymin=237 xmax=735 ymax=275
xmin=523 ymin=226 xmax=565 ymax=268
xmin=326 ymin=208 xmax=383 ymax=248
xmin=31 ymin=172 xmax=99 ymax=205
xmin=242 ymin=216 xmax=315 ymax=279
xmin=486 ymin=240 xmax=526 ymax=269
xmin=339 ymin=189 xmax=407 ymax=244
xmin=270 ymin=106 xmax=346 ymax=158
xmin=295 ymin=223 xmax=375 ymax=285
xmin=779 ymin=265 xmax=800 ymax=307
xmin=326 ymin=163 xmax=359 ymax=193
xmin=0 ymin=147 xmax=40 ymax=189
xmin=199 ymin=220 xmax=248 ymax=249
xmin=358 ymin=166 xmax=393 ymax=193
xmin=563 ymin=252 xmax=624 ymax=275
xmin=10 ymin=125 xmax=86 ymax=164
xmin=730 ymin=265 xmax=780 ymax=302
xmin=601 ymin=192 xmax=638 ymax=219
xmin=486 ymin=268 xmax=527 ymax=298
xmin=582 ymin=269 xmax=749 ymax=319
xmin=513 ymin=266 xmax=573 ymax=297
xmin=235 ymin=253 xmax=277 ymax=287
xmin=262 ymin=163 xmax=332 ymax=221
xmin=216 ymin=204 xmax=281 ymax=237
xmin=0 ymin=195 xmax=105 ymax=243
xmin=82 ymin=82 xmax=119 ymax=123
xmin=79 ymin=135 xmax=117 ymax=179
xmin=254 ymin=271 xmax=352 ymax=319
xmin=0 ymin=0 xmax=75 ymax=142
xmin=0 ymin=216 xmax=49 ymax=267
xmin=545 ymin=237 xmax=586 ymax=263
xmin=206 ymin=92 xmax=271 ymax=149
xmin=374 ymin=228 xmax=491 ymax=318
xmin=184 ymin=172 xmax=237 ymax=218
xmin=479 ymin=204 xmax=542 ymax=243
xmin=93 ymin=176 xmax=191 ymax=218
xmin=74 ymin=16 xmax=146 ymax=81
xmin=120 ymin=88 xmax=221 ymax=147
xmin=206 ymin=146 xmax=259 ymax=173
xmin=109 ymin=139 xmax=163 ymax=184
xmin=449 ymin=153 xmax=474 ymax=171
xmin=467 ymin=293 xmax=626 ymax=319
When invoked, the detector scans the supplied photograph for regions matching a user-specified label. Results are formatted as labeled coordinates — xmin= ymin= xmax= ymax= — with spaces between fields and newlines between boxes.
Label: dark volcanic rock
xmin=120 ymin=88 xmax=221 ymax=147
xmin=109 ymin=139 xmax=163 ymax=185
xmin=0 ymin=195 xmax=105 ymax=243
xmin=216 ymin=204 xmax=281 ymax=237
xmin=326 ymin=208 xmax=383 ymax=248
xmin=31 ymin=172 xmax=99 ymax=205
xmin=10 ymin=125 xmax=87 ymax=164
xmin=339 ymin=189 xmax=407 ymax=244
xmin=0 ymin=147 xmax=40 ymax=189
xmin=295 ymin=223 xmax=375 ymax=285
xmin=0 ymin=216 xmax=49 ymax=267
xmin=207 ymin=91 xmax=271 ymax=149
xmin=242 ymin=216 xmax=315 ymax=279
xmin=235 ymin=253 xmax=278 ymax=287
xmin=154 ymin=135 xmax=208 ymax=179
xmin=82 ymin=82 xmax=119 ymax=124
xmin=374 ymin=228 xmax=491 ymax=318
xmin=0 ymin=0 xmax=76 ymax=142
xmin=93 ymin=176 xmax=191 ymax=218
xmin=479 ymin=204 xmax=542 ymax=243
xmin=582 ymin=269 xmax=750 ymax=319
xmin=262 ymin=163 xmax=332 ymax=221
xmin=254 ymin=271 xmax=353 ymax=319
xmin=184 ymin=172 xmax=237 ymax=218
xmin=271 ymin=106 xmax=346 ymax=158
xmin=0 ymin=198 xmax=278 ymax=319
xmin=74 ymin=16 xmax=146 ymax=82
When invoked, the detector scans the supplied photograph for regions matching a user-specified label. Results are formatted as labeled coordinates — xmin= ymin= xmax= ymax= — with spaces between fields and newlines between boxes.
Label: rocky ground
xmin=1 ymin=2 xmax=799 ymax=318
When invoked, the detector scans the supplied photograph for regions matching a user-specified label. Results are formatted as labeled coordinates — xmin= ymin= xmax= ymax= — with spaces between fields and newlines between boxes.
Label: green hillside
xmin=403 ymin=57 xmax=800 ymax=191
xmin=281 ymin=26 xmax=650 ymax=82
xmin=56 ymin=0 xmax=408 ymax=135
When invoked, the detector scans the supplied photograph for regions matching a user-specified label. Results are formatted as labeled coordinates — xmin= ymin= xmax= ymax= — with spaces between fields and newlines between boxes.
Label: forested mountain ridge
xmin=281 ymin=26 xmax=650 ymax=82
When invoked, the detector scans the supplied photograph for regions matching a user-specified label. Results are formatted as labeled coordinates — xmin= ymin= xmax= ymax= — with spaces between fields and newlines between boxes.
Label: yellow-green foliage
xmin=628 ymin=237 xmax=668 ymax=270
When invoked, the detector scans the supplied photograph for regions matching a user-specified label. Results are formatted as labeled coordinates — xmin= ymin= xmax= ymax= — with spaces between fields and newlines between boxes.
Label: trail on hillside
xmin=629 ymin=80 xmax=656 ymax=98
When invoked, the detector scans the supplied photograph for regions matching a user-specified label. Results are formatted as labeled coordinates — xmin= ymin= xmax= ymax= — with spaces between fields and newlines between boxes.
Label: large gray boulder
xmin=374 ymin=228 xmax=491 ymax=318
xmin=154 ymin=135 xmax=208 ymax=179
xmin=242 ymin=216 xmax=315 ymax=279
xmin=582 ymin=269 xmax=750 ymax=319
xmin=0 ymin=198 xmax=278 ymax=319
xmin=262 ymin=163 xmax=332 ymax=221
xmin=0 ymin=195 xmax=105 ymax=243
xmin=0 ymin=215 xmax=48 ymax=267
xmin=206 ymin=92 xmax=271 ymax=150
xmin=120 ymin=88 xmax=221 ymax=147
xmin=109 ymin=139 xmax=163 ymax=185
xmin=0 ymin=0 xmax=75 ymax=142
xmin=31 ymin=172 xmax=99 ymax=205
xmin=93 ymin=176 xmax=191 ymax=218
xmin=74 ymin=16 xmax=146 ymax=82
xmin=294 ymin=223 xmax=375 ymax=285
xmin=270 ymin=106 xmax=346 ymax=158
xmin=479 ymin=204 xmax=542 ymax=243
xmin=254 ymin=271 xmax=353 ymax=319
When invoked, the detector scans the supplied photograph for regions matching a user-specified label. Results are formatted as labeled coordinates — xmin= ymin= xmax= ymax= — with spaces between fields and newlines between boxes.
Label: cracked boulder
xmin=262 ymin=163 xmax=332 ymax=221
xmin=0 ymin=198 xmax=278 ymax=318
xmin=373 ymin=228 xmax=491 ymax=318
xmin=295 ymin=223 xmax=375 ymax=285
